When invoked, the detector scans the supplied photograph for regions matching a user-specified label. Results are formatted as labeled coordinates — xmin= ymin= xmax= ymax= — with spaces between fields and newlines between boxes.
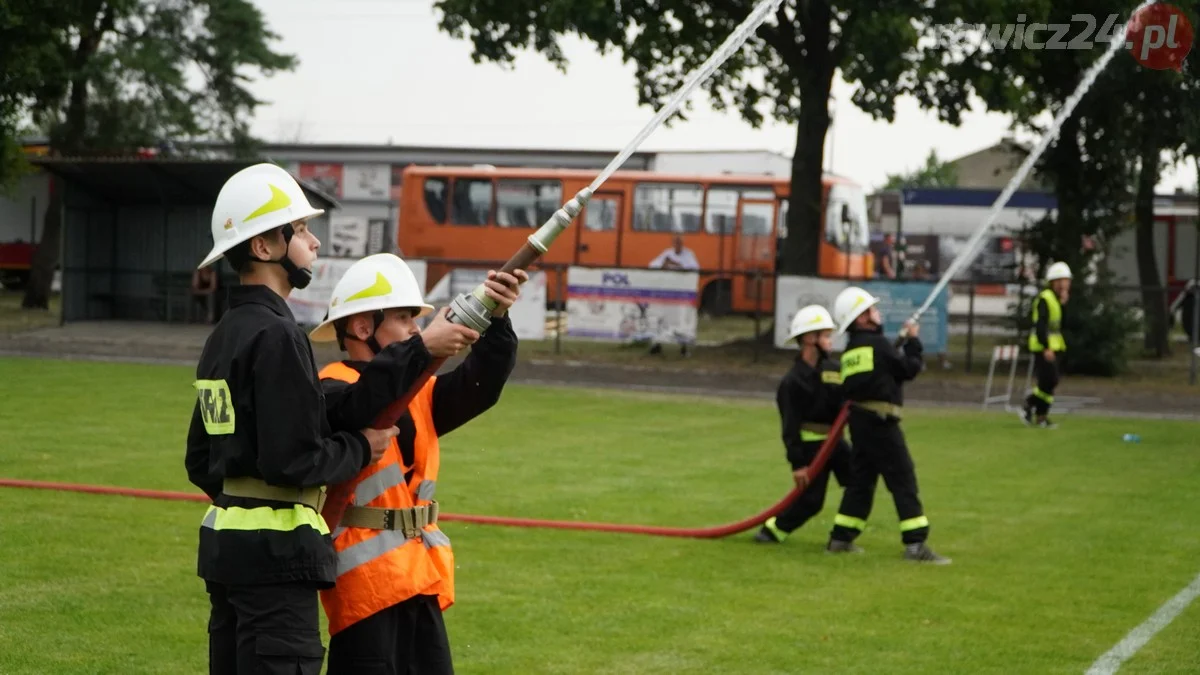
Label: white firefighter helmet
xmin=199 ymin=163 xmax=325 ymax=269
xmin=788 ymin=304 xmax=836 ymax=340
xmin=309 ymin=253 xmax=434 ymax=342
xmin=1046 ymin=261 xmax=1073 ymax=282
xmin=833 ymin=286 xmax=881 ymax=334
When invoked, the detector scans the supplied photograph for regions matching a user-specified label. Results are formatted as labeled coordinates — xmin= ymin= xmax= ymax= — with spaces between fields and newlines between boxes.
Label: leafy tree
xmin=1125 ymin=50 xmax=1200 ymax=357
xmin=881 ymin=149 xmax=959 ymax=189
xmin=433 ymin=0 xmax=979 ymax=275
xmin=958 ymin=0 xmax=1165 ymax=374
xmin=9 ymin=0 xmax=296 ymax=309
xmin=0 ymin=1 xmax=69 ymax=194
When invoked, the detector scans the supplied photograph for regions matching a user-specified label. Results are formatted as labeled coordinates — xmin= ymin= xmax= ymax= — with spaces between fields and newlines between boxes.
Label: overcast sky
xmin=247 ymin=0 xmax=1197 ymax=193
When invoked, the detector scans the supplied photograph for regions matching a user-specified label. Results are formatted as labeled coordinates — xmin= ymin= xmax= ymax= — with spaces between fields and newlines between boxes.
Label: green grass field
xmin=1 ymin=357 xmax=1199 ymax=674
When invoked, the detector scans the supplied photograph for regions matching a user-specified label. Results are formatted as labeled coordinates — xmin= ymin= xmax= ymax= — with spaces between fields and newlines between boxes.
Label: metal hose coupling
xmin=447 ymin=187 xmax=593 ymax=335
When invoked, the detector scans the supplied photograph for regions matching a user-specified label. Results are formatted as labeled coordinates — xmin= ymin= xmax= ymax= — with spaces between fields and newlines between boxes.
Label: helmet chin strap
xmin=365 ymin=310 xmax=385 ymax=355
xmin=252 ymin=224 xmax=313 ymax=290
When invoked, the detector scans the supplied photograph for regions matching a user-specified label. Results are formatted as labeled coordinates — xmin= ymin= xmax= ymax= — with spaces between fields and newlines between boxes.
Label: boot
xmin=903 ymin=542 xmax=952 ymax=565
xmin=826 ymin=539 xmax=864 ymax=554
xmin=1019 ymin=402 xmax=1033 ymax=426
xmin=755 ymin=517 xmax=785 ymax=543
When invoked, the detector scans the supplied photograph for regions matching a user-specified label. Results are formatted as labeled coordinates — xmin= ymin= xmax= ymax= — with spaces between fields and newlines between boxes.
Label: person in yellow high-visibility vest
xmin=1022 ymin=262 xmax=1072 ymax=429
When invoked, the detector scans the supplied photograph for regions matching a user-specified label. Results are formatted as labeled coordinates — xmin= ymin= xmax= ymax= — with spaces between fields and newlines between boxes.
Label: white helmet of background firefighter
xmin=833 ymin=286 xmax=881 ymax=335
xmin=787 ymin=304 xmax=836 ymax=341
xmin=309 ymin=253 xmax=434 ymax=352
xmin=1046 ymin=261 xmax=1073 ymax=282
xmin=199 ymin=162 xmax=325 ymax=288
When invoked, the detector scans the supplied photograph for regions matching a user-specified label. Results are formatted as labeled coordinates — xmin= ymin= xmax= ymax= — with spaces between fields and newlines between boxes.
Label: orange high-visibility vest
xmin=317 ymin=361 xmax=455 ymax=636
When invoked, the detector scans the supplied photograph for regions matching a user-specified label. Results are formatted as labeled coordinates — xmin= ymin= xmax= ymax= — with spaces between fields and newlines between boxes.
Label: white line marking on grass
xmin=1085 ymin=571 xmax=1200 ymax=674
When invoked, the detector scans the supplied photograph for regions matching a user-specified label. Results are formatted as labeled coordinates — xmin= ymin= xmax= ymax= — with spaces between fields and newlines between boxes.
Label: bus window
xmin=743 ymin=211 xmax=772 ymax=236
xmin=825 ymin=183 xmax=870 ymax=250
xmin=424 ymin=177 xmax=448 ymax=224
xmin=706 ymin=189 xmax=738 ymax=234
xmin=585 ymin=198 xmax=617 ymax=231
xmin=451 ymin=178 xmax=493 ymax=226
xmin=706 ymin=188 xmax=776 ymax=234
xmin=633 ymin=183 xmax=703 ymax=233
xmin=497 ymin=179 xmax=562 ymax=228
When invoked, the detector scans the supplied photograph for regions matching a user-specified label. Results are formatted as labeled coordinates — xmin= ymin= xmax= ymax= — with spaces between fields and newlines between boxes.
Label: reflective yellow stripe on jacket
xmin=200 ymin=504 xmax=330 ymax=535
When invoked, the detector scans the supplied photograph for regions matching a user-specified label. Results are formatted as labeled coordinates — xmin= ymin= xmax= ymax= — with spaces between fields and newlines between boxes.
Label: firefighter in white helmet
xmin=823 ymin=286 xmax=951 ymax=564
xmin=1022 ymin=262 xmax=1072 ymax=428
xmin=185 ymin=163 xmax=399 ymax=674
xmin=755 ymin=304 xmax=855 ymax=544
xmin=310 ymin=253 xmax=526 ymax=675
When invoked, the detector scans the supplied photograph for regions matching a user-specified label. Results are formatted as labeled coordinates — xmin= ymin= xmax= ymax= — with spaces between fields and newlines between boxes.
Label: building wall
xmin=58 ymin=177 xmax=333 ymax=322
xmin=1106 ymin=217 xmax=1198 ymax=288
xmin=649 ymin=151 xmax=792 ymax=177
xmin=948 ymin=142 xmax=1046 ymax=191
xmin=0 ymin=172 xmax=50 ymax=243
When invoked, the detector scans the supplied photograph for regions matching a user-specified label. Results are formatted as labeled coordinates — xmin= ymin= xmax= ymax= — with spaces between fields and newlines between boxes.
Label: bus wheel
xmin=700 ymin=280 xmax=732 ymax=317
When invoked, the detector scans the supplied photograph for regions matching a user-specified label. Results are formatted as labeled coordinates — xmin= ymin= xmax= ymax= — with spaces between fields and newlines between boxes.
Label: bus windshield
xmin=825 ymin=183 xmax=870 ymax=252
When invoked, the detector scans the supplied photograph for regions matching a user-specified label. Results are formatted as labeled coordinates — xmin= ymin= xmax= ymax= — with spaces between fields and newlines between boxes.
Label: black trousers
xmin=774 ymin=439 xmax=853 ymax=533
xmin=829 ymin=410 xmax=929 ymax=545
xmin=1025 ymin=353 xmax=1060 ymax=416
xmin=206 ymin=580 xmax=325 ymax=675
xmin=327 ymin=594 xmax=453 ymax=675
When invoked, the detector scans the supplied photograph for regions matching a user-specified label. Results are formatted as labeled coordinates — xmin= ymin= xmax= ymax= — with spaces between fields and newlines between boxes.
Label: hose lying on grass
xmin=0 ymin=404 xmax=849 ymax=539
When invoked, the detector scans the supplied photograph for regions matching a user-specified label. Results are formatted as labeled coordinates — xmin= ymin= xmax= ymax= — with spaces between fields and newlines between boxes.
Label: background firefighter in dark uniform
xmin=824 ymin=286 xmax=951 ymax=565
xmin=1022 ymin=262 xmax=1072 ymax=429
xmin=755 ymin=304 xmax=854 ymax=544
xmin=185 ymin=163 xmax=398 ymax=675
xmin=308 ymin=253 xmax=523 ymax=675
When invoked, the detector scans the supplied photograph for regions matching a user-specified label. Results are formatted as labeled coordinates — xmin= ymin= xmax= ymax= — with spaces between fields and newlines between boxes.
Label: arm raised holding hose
xmin=367 ymin=187 xmax=593 ymax=431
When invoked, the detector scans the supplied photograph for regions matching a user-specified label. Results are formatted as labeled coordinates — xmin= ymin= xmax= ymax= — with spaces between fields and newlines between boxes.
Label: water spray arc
xmin=908 ymin=0 xmax=1156 ymax=325
xmin=322 ymin=0 xmax=788 ymax=531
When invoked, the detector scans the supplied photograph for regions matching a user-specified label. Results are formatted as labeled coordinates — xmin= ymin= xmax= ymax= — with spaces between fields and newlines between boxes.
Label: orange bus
xmin=397 ymin=165 xmax=873 ymax=313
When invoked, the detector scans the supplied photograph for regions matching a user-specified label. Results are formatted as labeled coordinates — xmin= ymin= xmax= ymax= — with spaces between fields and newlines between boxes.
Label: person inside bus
xmin=649 ymin=235 xmax=700 ymax=271
xmin=875 ymin=233 xmax=897 ymax=279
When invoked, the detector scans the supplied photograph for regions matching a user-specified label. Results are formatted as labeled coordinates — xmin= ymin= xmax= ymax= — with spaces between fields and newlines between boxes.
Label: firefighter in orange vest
xmin=309 ymin=253 xmax=524 ymax=675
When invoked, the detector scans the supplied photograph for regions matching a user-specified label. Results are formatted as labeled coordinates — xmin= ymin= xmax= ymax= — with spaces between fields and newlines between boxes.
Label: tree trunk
xmin=20 ymin=1 xmax=111 ymax=311
xmin=779 ymin=98 xmax=832 ymax=276
xmin=778 ymin=3 xmax=835 ymax=278
xmin=1134 ymin=141 xmax=1169 ymax=357
xmin=21 ymin=178 xmax=61 ymax=309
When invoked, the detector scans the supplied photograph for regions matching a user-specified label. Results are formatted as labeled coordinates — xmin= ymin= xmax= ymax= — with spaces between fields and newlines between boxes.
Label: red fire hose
xmin=1 ymin=405 xmax=849 ymax=539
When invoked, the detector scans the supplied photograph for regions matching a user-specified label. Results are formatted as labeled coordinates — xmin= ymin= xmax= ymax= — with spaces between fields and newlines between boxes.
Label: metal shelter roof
xmin=29 ymin=157 xmax=341 ymax=209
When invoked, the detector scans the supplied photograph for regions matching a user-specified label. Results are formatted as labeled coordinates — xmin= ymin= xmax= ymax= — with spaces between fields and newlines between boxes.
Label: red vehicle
xmin=0 ymin=242 xmax=34 ymax=289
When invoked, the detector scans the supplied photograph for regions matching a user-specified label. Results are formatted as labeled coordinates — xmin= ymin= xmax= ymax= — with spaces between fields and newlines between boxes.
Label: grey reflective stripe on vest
xmin=332 ymin=463 xmax=408 ymax=541
xmin=337 ymin=529 xmax=413 ymax=577
xmin=355 ymin=463 xmax=405 ymax=507
xmin=423 ymin=528 xmax=451 ymax=549
xmin=417 ymin=479 xmax=436 ymax=501
xmin=336 ymin=526 xmax=451 ymax=576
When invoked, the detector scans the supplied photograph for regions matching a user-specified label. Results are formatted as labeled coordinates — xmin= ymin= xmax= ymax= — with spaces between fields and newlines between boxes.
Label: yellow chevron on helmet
xmin=199 ymin=163 xmax=325 ymax=269
xmin=309 ymin=253 xmax=434 ymax=342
